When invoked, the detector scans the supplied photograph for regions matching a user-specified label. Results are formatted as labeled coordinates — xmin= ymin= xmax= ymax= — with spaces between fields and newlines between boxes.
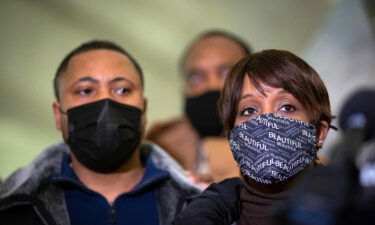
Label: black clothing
xmin=173 ymin=177 xmax=290 ymax=225
xmin=0 ymin=142 xmax=200 ymax=225
xmin=238 ymin=179 xmax=288 ymax=225
xmin=173 ymin=178 xmax=242 ymax=225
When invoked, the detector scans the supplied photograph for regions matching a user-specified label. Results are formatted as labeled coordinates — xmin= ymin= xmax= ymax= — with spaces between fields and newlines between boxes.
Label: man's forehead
xmin=191 ymin=36 xmax=245 ymax=54
xmin=62 ymin=49 xmax=141 ymax=83
xmin=186 ymin=36 xmax=246 ymax=64
xmin=68 ymin=49 xmax=134 ymax=69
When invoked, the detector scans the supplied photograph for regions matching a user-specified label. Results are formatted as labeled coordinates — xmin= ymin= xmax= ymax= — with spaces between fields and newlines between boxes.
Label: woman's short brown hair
xmin=219 ymin=49 xmax=333 ymax=134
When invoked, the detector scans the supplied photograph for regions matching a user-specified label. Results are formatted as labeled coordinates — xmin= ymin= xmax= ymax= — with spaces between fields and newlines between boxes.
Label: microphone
xmin=338 ymin=88 xmax=375 ymax=141
xmin=329 ymin=89 xmax=375 ymax=167
xmin=277 ymin=88 xmax=375 ymax=225
xmin=343 ymin=89 xmax=375 ymax=222
xmin=338 ymin=89 xmax=375 ymax=187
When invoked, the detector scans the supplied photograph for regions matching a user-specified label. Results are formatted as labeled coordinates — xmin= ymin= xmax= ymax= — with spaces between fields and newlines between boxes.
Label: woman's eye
xmin=115 ymin=87 xmax=130 ymax=95
xmin=241 ymin=107 xmax=257 ymax=116
xmin=280 ymin=104 xmax=296 ymax=112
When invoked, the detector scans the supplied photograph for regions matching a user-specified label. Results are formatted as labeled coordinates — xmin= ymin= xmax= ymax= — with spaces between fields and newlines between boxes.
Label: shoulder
xmin=0 ymin=194 xmax=57 ymax=225
xmin=139 ymin=142 xmax=201 ymax=225
xmin=172 ymin=178 xmax=242 ymax=225
xmin=146 ymin=117 xmax=197 ymax=141
xmin=0 ymin=142 xmax=68 ymax=198
xmin=142 ymin=141 xmax=200 ymax=193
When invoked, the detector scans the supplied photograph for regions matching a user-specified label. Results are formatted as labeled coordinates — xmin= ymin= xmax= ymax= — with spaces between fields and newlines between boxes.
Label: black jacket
xmin=0 ymin=142 xmax=200 ymax=225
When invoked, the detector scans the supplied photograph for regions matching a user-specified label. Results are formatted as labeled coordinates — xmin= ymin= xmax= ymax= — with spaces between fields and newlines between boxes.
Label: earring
xmin=317 ymin=140 xmax=323 ymax=148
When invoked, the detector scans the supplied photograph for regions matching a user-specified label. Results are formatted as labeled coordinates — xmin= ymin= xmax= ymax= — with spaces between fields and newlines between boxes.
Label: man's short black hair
xmin=53 ymin=40 xmax=144 ymax=101
xmin=180 ymin=30 xmax=252 ymax=72
xmin=198 ymin=30 xmax=252 ymax=55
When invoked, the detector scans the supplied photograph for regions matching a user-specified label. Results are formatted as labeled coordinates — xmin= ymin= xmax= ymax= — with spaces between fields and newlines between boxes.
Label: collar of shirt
xmin=51 ymin=153 xmax=170 ymax=196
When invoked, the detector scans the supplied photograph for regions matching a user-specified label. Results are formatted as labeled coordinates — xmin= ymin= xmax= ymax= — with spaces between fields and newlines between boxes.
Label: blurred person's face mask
xmin=64 ymin=98 xmax=142 ymax=173
xmin=184 ymin=91 xmax=223 ymax=137
xmin=229 ymin=113 xmax=318 ymax=184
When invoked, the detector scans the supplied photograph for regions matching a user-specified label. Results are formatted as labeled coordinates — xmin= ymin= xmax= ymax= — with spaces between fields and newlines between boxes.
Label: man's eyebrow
xmin=217 ymin=63 xmax=232 ymax=70
xmin=72 ymin=76 xmax=99 ymax=86
xmin=186 ymin=67 xmax=202 ymax=75
xmin=109 ymin=77 xmax=133 ymax=84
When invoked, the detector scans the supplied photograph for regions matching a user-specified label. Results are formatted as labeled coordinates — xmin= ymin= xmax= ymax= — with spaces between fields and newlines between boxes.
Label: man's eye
xmin=115 ymin=87 xmax=130 ymax=95
xmin=187 ymin=73 xmax=205 ymax=86
xmin=219 ymin=67 xmax=231 ymax=79
xmin=280 ymin=104 xmax=296 ymax=112
xmin=78 ymin=89 xmax=92 ymax=95
xmin=241 ymin=107 xmax=257 ymax=116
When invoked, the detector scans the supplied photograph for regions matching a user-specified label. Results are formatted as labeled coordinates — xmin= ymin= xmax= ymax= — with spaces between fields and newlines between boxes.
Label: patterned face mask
xmin=229 ymin=113 xmax=318 ymax=184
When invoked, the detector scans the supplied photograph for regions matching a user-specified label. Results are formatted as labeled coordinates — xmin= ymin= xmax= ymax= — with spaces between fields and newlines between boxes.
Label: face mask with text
xmin=229 ymin=113 xmax=318 ymax=184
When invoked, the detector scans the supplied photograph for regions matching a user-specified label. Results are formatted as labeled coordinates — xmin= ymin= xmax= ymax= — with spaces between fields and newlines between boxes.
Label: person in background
xmin=146 ymin=30 xmax=252 ymax=185
xmin=0 ymin=40 xmax=200 ymax=225
xmin=173 ymin=49 xmax=333 ymax=225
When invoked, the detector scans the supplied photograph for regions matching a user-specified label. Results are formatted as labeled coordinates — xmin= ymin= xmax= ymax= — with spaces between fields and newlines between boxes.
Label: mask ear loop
xmin=317 ymin=140 xmax=324 ymax=148
xmin=59 ymin=107 xmax=67 ymax=115
xmin=316 ymin=125 xmax=338 ymax=148
xmin=329 ymin=125 xmax=338 ymax=131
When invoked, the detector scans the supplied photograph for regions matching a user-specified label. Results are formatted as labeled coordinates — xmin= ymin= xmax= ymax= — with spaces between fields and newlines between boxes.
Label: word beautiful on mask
xmin=66 ymin=98 xmax=142 ymax=173
xmin=185 ymin=91 xmax=224 ymax=137
xmin=229 ymin=113 xmax=317 ymax=184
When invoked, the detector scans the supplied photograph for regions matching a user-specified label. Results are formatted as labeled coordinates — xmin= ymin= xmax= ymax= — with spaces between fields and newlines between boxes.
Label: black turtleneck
xmin=238 ymin=178 xmax=289 ymax=225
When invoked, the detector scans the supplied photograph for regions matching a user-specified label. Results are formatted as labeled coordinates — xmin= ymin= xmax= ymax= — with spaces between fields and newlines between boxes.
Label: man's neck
xmin=70 ymin=150 xmax=145 ymax=203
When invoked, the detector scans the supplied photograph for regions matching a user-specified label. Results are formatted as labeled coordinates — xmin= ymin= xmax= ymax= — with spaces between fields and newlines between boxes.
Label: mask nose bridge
xmin=98 ymin=99 xmax=113 ymax=122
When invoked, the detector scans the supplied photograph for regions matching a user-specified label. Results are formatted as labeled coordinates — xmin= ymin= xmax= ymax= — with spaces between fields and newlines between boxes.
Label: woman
xmin=173 ymin=49 xmax=334 ymax=225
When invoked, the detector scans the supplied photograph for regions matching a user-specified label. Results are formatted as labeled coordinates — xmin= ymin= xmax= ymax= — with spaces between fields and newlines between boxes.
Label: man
xmin=146 ymin=31 xmax=251 ymax=185
xmin=0 ymin=40 xmax=200 ymax=225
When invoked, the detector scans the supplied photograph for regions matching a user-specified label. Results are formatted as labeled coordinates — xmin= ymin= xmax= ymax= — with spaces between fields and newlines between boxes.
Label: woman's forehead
xmin=240 ymin=76 xmax=287 ymax=97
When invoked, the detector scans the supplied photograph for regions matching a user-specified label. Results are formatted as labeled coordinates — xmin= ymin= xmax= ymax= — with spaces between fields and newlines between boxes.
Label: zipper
xmin=109 ymin=205 xmax=117 ymax=224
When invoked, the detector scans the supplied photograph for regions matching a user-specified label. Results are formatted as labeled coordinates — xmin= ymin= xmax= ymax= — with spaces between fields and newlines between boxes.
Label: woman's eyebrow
xmin=240 ymin=93 xmax=254 ymax=100
xmin=277 ymin=89 xmax=290 ymax=95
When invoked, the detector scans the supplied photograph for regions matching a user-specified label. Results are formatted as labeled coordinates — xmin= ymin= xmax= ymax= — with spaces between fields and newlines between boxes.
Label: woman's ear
xmin=317 ymin=120 xmax=329 ymax=148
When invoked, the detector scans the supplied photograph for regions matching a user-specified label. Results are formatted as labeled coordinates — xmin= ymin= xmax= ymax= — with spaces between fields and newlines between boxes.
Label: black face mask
xmin=184 ymin=91 xmax=223 ymax=138
xmin=65 ymin=98 xmax=142 ymax=173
